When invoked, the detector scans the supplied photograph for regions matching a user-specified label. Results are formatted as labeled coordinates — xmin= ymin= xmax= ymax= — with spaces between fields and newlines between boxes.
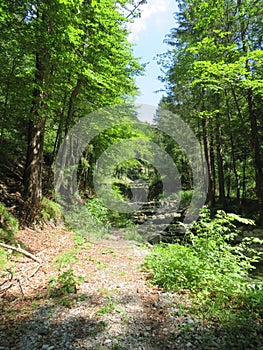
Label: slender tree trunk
xmin=241 ymin=153 xmax=247 ymax=204
xmin=202 ymin=118 xmax=215 ymax=206
xmin=225 ymin=92 xmax=240 ymax=201
xmin=215 ymin=117 xmax=226 ymax=208
xmin=65 ymin=78 xmax=82 ymax=135
xmin=23 ymin=51 xmax=46 ymax=222
xmin=209 ymin=125 xmax=216 ymax=205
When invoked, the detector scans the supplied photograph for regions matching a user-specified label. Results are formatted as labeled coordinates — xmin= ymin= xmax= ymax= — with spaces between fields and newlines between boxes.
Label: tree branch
xmin=0 ymin=243 xmax=43 ymax=264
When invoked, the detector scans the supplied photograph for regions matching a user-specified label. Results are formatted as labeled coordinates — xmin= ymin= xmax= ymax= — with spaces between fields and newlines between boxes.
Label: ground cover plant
xmin=144 ymin=208 xmax=263 ymax=324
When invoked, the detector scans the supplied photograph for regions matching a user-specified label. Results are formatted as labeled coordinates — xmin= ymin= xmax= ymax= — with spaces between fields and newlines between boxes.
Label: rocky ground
xmin=0 ymin=228 xmax=262 ymax=350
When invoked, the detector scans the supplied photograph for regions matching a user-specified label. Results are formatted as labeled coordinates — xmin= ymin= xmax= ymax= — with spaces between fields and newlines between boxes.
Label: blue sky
xmin=129 ymin=0 xmax=178 ymax=107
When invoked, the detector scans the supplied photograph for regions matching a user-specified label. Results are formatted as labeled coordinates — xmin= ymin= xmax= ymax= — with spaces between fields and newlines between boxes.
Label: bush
xmin=65 ymin=198 xmax=110 ymax=240
xmin=144 ymin=208 xmax=263 ymax=316
xmin=48 ymin=268 xmax=84 ymax=297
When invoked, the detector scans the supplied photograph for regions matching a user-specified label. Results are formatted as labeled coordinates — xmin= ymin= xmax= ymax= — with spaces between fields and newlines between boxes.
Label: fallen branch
xmin=28 ymin=264 xmax=42 ymax=279
xmin=0 ymin=243 xmax=42 ymax=264
xmin=17 ymin=278 xmax=25 ymax=298
xmin=0 ymin=269 xmax=13 ymax=294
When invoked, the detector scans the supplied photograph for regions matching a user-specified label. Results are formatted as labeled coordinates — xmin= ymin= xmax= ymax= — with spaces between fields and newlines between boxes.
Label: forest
xmin=1 ymin=0 xmax=263 ymax=349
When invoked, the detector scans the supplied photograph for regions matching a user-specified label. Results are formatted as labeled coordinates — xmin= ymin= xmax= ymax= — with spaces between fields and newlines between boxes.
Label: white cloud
xmin=128 ymin=0 xmax=173 ymax=42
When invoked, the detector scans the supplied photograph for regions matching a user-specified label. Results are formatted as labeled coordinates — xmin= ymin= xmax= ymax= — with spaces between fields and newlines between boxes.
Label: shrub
xmin=48 ymin=268 xmax=84 ymax=297
xmin=144 ymin=208 xmax=263 ymax=310
xmin=65 ymin=198 xmax=110 ymax=240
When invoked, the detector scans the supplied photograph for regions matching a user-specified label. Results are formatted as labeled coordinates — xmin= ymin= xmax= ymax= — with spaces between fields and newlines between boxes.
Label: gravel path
xmin=1 ymin=229 xmax=263 ymax=349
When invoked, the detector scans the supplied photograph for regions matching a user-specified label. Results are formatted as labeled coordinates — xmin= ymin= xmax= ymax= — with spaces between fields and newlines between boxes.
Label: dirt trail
xmin=0 ymin=228 xmax=191 ymax=350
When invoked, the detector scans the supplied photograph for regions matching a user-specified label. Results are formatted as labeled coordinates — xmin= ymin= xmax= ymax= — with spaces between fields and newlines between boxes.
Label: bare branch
xmin=0 ymin=243 xmax=43 ymax=264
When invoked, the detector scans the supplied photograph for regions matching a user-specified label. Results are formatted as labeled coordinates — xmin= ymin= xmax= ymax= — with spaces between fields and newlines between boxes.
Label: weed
xmin=72 ymin=234 xmax=92 ymax=249
xmin=48 ymin=268 xmax=84 ymax=297
xmin=0 ymin=247 xmax=9 ymax=271
xmin=53 ymin=250 xmax=78 ymax=269
xmin=58 ymin=297 xmax=74 ymax=307
xmin=65 ymin=201 xmax=109 ymax=241
xmin=95 ymin=259 xmax=108 ymax=270
xmin=124 ymin=229 xmax=144 ymax=243
xmin=102 ymin=248 xmax=115 ymax=255
xmin=96 ymin=296 xmax=115 ymax=316
xmin=117 ymin=271 xmax=127 ymax=277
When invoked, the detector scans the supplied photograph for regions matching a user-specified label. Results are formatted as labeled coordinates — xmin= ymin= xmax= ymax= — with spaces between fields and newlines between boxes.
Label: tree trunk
xmin=202 ymin=118 xmax=215 ymax=206
xmin=65 ymin=78 xmax=82 ymax=135
xmin=23 ymin=50 xmax=46 ymax=222
xmin=209 ymin=124 xmax=216 ymax=206
xmin=215 ymin=119 xmax=226 ymax=208
xmin=247 ymin=88 xmax=263 ymax=224
xmin=241 ymin=153 xmax=247 ymax=204
xmin=23 ymin=117 xmax=46 ymax=220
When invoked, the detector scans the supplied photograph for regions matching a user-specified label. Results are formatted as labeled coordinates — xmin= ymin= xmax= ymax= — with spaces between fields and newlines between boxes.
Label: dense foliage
xmin=0 ymin=0 xmax=144 ymax=222
xmin=144 ymin=208 xmax=263 ymax=324
xmin=157 ymin=0 xmax=263 ymax=224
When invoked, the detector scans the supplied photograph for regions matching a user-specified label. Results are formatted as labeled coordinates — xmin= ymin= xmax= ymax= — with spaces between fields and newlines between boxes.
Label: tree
xmin=0 ymin=0 xmax=143 ymax=222
xmin=157 ymin=0 xmax=263 ymax=222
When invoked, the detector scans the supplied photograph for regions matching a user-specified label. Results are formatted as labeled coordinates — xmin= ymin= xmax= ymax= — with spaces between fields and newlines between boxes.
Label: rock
xmin=145 ymin=232 xmax=161 ymax=244
xmin=41 ymin=345 xmax=50 ymax=350
xmin=184 ymin=317 xmax=195 ymax=324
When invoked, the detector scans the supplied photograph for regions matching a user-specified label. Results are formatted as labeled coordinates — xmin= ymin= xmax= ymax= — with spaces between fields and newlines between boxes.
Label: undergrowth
xmin=144 ymin=207 xmax=263 ymax=323
xmin=64 ymin=198 xmax=110 ymax=241
xmin=41 ymin=197 xmax=62 ymax=224
xmin=0 ymin=202 xmax=19 ymax=243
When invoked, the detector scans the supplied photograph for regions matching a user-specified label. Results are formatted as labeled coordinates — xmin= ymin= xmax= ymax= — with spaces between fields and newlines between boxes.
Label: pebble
xmin=41 ymin=345 xmax=50 ymax=350
xmin=185 ymin=317 xmax=195 ymax=324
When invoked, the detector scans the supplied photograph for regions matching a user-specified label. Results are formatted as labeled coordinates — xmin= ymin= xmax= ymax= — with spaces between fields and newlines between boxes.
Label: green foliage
xmin=0 ymin=202 xmax=19 ymax=243
xmin=96 ymin=295 xmax=116 ymax=316
xmin=157 ymin=0 xmax=263 ymax=221
xmin=48 ymin=268 xmax=84 ymax=297
xmin=85 ymin=198 xmax=109 ymax=224
xmin=0 ymin=247 xmax=9 ymax=272
xmin=53 ymin=249 xmax=78 ymax=269
xmin=144 ymin=208 xmax=263 ymax=320
xmin=65 ymin=198 xmax=110 ymax=241
xmin=124 ymin=227 xmax=145 ymax=243
xmin=41 ymin=197 xmax=62 ymax=223
xmin=72 ymin=234 xmax=92 ymax=249
xmin=178 ymin=190 xmax=193 ymax=210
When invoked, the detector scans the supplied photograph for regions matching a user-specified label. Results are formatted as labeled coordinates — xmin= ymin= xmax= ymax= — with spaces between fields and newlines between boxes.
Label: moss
xmin=41 ymin=197 xmax=62 ymax=223
xmin=0 ymin=202 xmax=19 ymax=243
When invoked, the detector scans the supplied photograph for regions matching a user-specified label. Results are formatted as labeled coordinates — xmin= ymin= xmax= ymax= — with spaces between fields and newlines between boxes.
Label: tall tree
xmin=0 ymin=0 xmax=143 ymax=222
xmin=157 ymin=0 xmax=263 ymax=221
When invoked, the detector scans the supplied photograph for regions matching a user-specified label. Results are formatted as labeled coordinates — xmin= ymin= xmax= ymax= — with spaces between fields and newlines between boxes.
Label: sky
xmin=128 ymin=0 xmax=178 ymax=108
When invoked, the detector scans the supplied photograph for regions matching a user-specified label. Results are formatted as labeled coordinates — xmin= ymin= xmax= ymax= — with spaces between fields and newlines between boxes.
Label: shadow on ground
xmin=1 ymin=287 xmax=263 ymax=350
